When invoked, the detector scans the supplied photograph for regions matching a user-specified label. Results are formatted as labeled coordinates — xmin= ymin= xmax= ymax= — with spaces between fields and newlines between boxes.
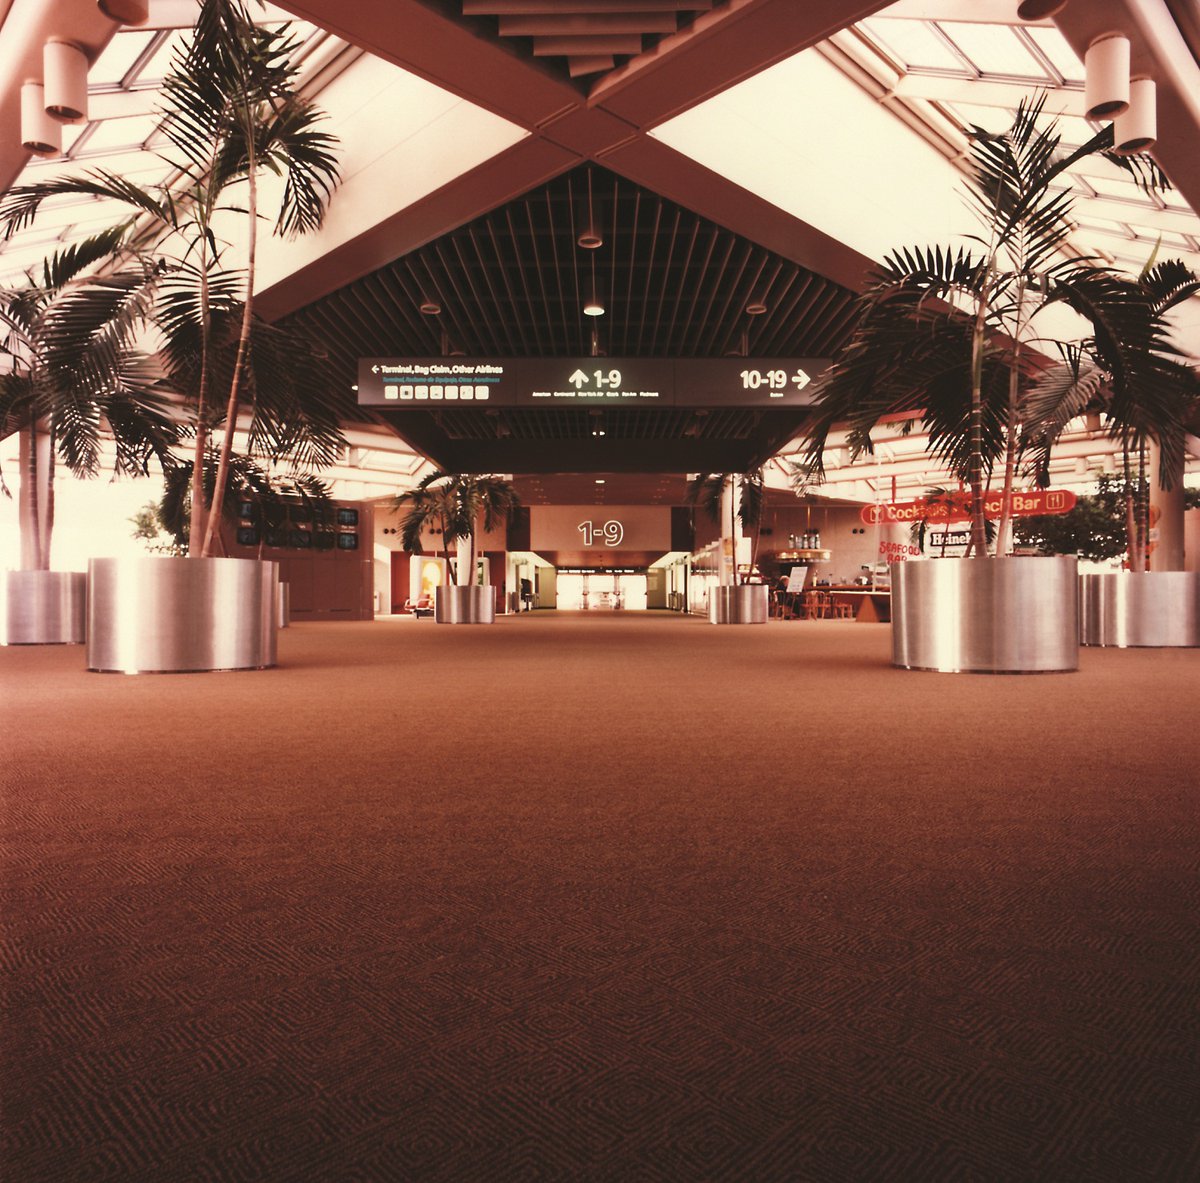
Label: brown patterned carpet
xmin=2 ymin=613 xmax=1199 ymax=1182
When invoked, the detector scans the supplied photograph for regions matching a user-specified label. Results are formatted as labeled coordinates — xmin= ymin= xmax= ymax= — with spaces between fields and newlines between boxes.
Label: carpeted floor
xmin=2 ymin=613 xmax=1198 ymax=1181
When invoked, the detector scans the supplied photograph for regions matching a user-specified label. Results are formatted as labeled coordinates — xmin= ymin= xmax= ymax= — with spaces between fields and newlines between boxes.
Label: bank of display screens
xmin=235 ymin=500 xmax=359 ymax=552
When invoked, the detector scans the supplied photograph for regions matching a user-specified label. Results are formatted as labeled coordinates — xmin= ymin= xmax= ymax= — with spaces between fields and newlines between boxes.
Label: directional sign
xmin=358 ymin=358 xmax=518 ymax=405
xmin=520 ymin=358 xmax=673 ymax=404
xmin=356 ymin=357 xmax=830 ymax=408
xmin=673 ymin=358 xmax=826 ymax=406
xmin=860 ymin=489 xmax=1078 ymax=525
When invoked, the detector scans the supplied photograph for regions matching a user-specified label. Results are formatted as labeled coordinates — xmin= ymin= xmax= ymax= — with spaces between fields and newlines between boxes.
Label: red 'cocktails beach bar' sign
xmin=860 ymin=489 xmax=1077 ymax=526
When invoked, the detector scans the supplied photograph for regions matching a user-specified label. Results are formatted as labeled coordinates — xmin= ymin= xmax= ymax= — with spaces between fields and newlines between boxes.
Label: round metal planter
xmin=434 ymin=585 xmax=495 ymax=624
xmin=87 ymin=557 xmax=278 ymax=673
xmin=892 ymin=556 xmax=1079 ymax=673
xmin=0 ymin=570 xmax=86 ymax=645
xmin=708 ymin=583 xmax=769 ymax=625
xmin=1080 ymin=572 xmax=1200 ymax=647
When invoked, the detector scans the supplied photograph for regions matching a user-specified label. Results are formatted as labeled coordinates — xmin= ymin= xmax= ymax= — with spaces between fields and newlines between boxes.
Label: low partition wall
xmin=1079 ymin=572 xmax=1200 ymax=647
xmin=892 ymin=556 xmax=1078 ymax=673
xmin=88 ymin=557 xmax=278 ymax=673
xmin=708 ymin=584 xmax=769 ymax=625
xmin=0 ymin=570 xmax=87 ymax=645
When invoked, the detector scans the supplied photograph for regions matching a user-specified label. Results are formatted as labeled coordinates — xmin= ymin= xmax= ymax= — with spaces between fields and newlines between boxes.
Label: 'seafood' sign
xmin=860 ymin=489 xmax=1077 ymax=526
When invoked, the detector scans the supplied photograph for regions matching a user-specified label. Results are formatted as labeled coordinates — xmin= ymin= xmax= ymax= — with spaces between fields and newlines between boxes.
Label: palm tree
xmin=156 ymin=451 xmax=334 ymax=555
xmin=687 ymin=469 xmax=765 ymax=585
xmin=393 ymin=472 xmax=520 ymax=587
xmin=0 ymin=0 xmax=344 ymax=559
xmin=0 ymin=228 xmax=179 ymax=570
xmin=1023 ymin=258 xmax=1200 ymax=570
xmin=800 ymin=94 xmax=1171 ymax=558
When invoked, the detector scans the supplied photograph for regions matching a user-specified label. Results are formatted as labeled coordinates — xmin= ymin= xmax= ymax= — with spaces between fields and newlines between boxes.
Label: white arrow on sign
xmin=568 ymin=369 xmax=589 ymax=389
xmin=792 ymin=369 xmax=810 ymax=391
xmin=371 ymin=364 xmax=379 ymax=374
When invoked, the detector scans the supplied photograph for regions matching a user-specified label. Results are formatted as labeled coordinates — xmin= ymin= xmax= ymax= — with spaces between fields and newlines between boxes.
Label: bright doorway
xmin=555 ymin=571 xmax=648 ymax=611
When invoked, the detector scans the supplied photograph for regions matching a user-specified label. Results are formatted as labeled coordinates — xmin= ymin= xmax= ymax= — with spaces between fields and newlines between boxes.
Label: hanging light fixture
xmin=578 ymin=168 xmax=603 ymax=250
xmin=583 ymin=254 xmax=604 ymax=316
xmin=97 ymin=0 xmax=150 ymax=25
xmin=1016 ymin=0 xmax=1069 ymax=18
xmin=1114 ymin=77 xmax=1156 ymax=154
xmin=44 ymin=41 xmax=89 ymax=123
xmin=1084 ymin=33 xmax=1130 ymax=119
xmin=20 ymin=83 xmax=61 ymax=156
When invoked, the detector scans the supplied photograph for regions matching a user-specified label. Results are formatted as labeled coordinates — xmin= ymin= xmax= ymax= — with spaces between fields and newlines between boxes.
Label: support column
xmin=719 ymin=481 xmax=738 ymax=585
xmin=1149 ymin=438 xmax=1185 ymax=571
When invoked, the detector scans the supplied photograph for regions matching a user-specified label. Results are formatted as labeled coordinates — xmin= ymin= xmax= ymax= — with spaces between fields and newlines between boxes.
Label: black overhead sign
xmin=356 ymin=357 xmax=829 ymax=408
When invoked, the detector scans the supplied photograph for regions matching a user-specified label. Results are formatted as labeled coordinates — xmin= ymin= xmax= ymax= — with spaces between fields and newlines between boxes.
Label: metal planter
xmin=434 ymin=585 xmax=495 ymax=624
xmin=87 ymin=557 xmax=278 ymax=673
xmin=1079 ymin=572 xmax=1200 ymax=647
xmin=892 ymin=556 xmax=1078 ymax=673
xmin=0 ymin=569 xmax=86 ymax=645
xmin=708 ymin=583 xmax=769 ymax=625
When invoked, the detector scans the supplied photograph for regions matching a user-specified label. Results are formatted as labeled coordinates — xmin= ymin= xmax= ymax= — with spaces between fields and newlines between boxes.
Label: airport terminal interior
xmin=2 ymin=1 xmax=1199 ymax=1180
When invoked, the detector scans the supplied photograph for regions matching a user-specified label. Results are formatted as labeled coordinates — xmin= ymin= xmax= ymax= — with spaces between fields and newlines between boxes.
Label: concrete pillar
xmin=719 ymin=481 xmax=737 ymax=584
xmin=1148 ymin=438 xmax=1185 ymax=571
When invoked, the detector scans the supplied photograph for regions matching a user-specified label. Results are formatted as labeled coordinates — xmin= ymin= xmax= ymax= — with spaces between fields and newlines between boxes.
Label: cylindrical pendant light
xmin=1016 ymin=0 xmax=1069 ymax=18
xmin=20 ymin=83 xmax=61 ymax=156
xmin=1085 ymin=33 xmax=1130 ymax=119
xmin=578 ymin=168 xmax=603 ymax=250
xmin=44 ymin=40 xmax=89 ymax=123
xmin=97 ymin=0 xmax=150 ymax=24
xmin=1114 ymin=77 xmax=1156 ymax=155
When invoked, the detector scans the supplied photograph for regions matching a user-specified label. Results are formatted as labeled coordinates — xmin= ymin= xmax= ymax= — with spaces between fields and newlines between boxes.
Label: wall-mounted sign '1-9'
xmin=579 ymin=520 xmax=624 ymax=547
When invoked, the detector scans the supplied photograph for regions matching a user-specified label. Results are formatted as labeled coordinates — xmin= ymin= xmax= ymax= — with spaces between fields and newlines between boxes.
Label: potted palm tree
xmin=393 ymin=471 xmax=519 ymax=624
xmin=687 ymin=469 xmax=768 ymax=624
xmin=1 ymin=0 xmax=344 ymax=671
xmin=801 ymin=95 xmax=1173 ymax=672
xmin=0 ymin=229 xmax=178 ymax=644
xmin=1024 ymin=258 xmax=1200 ymax=647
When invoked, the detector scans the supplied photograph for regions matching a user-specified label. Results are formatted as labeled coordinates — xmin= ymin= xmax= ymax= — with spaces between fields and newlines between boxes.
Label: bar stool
xmin=828 ymin=596 xmax=854 ymax=620
xmin=801 ymin=590 xmax=828 ymax=619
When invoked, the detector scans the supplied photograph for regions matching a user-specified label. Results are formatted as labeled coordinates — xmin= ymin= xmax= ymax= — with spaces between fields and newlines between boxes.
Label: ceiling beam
xmin=499 ymin=14 xmax=680 ymax=36
xmin=892 ymin=73 xmax=1085 ymax=117
xmin=466 ymin=1 xmax=710 ymax=11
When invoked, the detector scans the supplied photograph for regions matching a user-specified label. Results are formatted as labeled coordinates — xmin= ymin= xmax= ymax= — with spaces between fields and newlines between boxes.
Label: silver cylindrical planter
xmin=0 ymin=569 xmax=86 ymax=644
xmin=1080 ymin=572 xmax=1200 ymax=647
xmin=87 ymin=556 xmax=278 ymax=673
xmin=434 ymin=585 xmax=495 ymax=624
xmin=892 ymin=556 xmax=1078 ymax=673
xmin=708 ymin=583 xmax=770 ymax=625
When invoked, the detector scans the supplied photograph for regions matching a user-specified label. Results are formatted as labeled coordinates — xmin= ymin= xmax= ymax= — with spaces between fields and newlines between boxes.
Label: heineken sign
xmin=356 ymin=357 xmax=830 ymax=408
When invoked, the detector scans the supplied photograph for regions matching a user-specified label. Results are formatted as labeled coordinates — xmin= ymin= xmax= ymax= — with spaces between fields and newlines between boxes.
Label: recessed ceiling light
xmin=595 ymin=479 xmax=606 ymax=484
xmin=419 ymin=299 xmax=442 ymax=315
xmin=584 ymin=299 xmax=605 ymax=317
xmin=745 ymin=299 xmax=768 ymax=316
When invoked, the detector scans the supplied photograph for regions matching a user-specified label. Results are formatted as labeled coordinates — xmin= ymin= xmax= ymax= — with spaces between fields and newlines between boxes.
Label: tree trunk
xmin=18 ymin=421 xmax=50 ymax=570
xmin=995 ymin=339 xmax=1022 ymax=559
xmin=456 ymin=534 xmax=473 ymax=587
xmin=186 ymin=227 xmax=215 ymax=556
xmin=968 ymin=295 xmax=989 ymax=557
xmin=202 ymin=118 xmax=258 ymax=559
